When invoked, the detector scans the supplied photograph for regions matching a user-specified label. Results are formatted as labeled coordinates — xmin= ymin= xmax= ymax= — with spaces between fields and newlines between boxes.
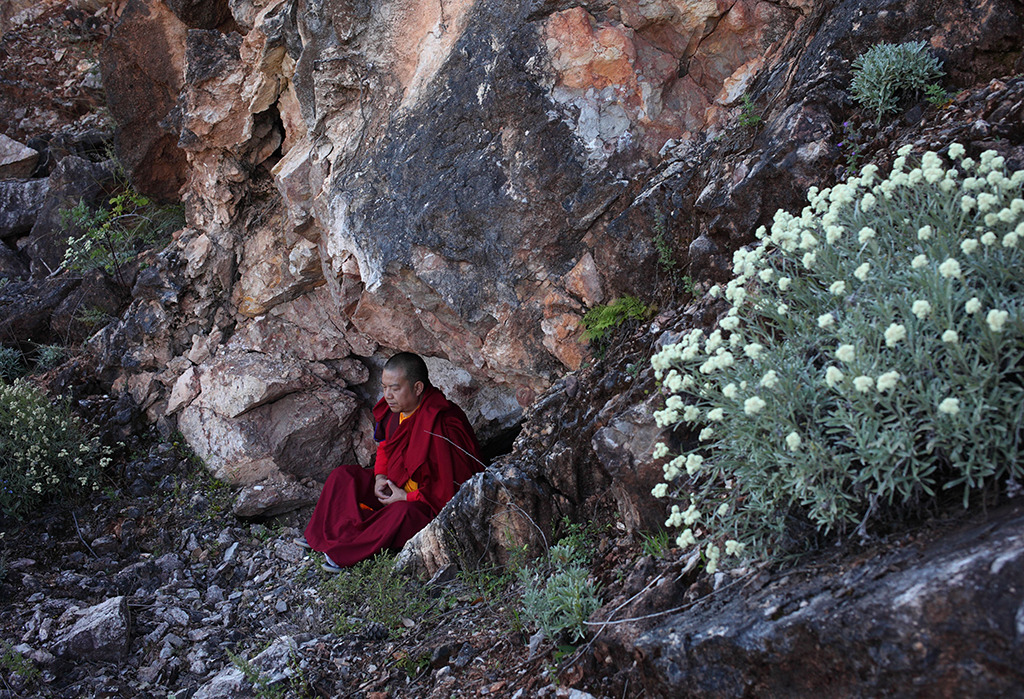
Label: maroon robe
xmin=303 ymin=386 xmax=483 ymax=567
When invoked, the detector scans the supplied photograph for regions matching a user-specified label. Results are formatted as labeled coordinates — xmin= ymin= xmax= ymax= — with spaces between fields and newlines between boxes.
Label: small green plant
xmin=640 ymin=528 xmax=673 ymax=558
xmin=738 ymin=93 xmax=763 ymax=130
xmin=582 ymin=296 xmax=650 ymax=354
xmin=321 ymin=552 xmax=437 ymax=635
xmin=61 ymin=179 xmax=184 ymax=295
xmin=518 ymin=523 xmax=602 ymax=643
xmin=34 ymin=345 xmax=65 ymax=371
xmin=836 ymin=120 xmax=865 ymax=178
xmin=75 ymin=307 xmax=116 ymax=330
xmin=924 ymin=83 xmax=950 ymax=107
xmin=0 ymin=640 xmax=40 ymax=684
xmin=650 ymin=144 xmax=1024 ymax=568
xmin=0 ymin=347 xmax=23 ymax=384
xmin=0 ymin=381 xmax=110 ymax=519
xmin=850 ymin=41 xmax=944 ymax=121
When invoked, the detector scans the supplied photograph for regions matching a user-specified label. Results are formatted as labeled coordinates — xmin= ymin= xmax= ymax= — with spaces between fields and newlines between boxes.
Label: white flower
xmin=960 ymin=238 xmax=979 ymax=254
xmin=725 ymin=540 xmax=746 ymax=557
xmin=1003 ymin=231 xmax=1020 ymax=247
xmin=825 ymin=225 xmax=844 ymax=244
xmin=861 ymin=193 xmax=876 ymax=211
xmin=722 ymin=383 xmax=738 ymax=399
xmin=911 ymin=254 xmax=929 ymax=269
xmin=758 ymin=371 xmax=778 ymax=389
xmin=744 ymin=396 xmax=767 ymax=415
xmin=876 ymin=370 xmax=901 ymax=393
xmin=744 ymin=343 xmax=764 ymax=360
xmin=758 ymin=268 xmax=774 ymax=283
xmin=948 ymin=143 xmax=965 ymax=159
xmin=836 ymin=344 xmax=856 ymax=362
xmin=917 ymin=225 xmax=933 ymax=240
xmin=829 ymin=281 xmax=847 ymax=296
xmin=858 ymin=227 xmax=876 ymax=243
xmin=854 ymin=263 xmax=871 ymax=281
xmin=961 ymin=195 xmax=976 ymax=213
xmin=683 ymin=504 xmax=701 ymax=526
xmin=965 ymin=297 xmax=982 ymax=314
xmin=716 ymin=503 xmax=729 ymax=517
xmin=777 ymin=277 xmax=792 ymax=291
xmin=651 ymin=483 xmax=669 ymax=498
xmin=885 ymin=323 xmax=907 ymax=347
xmin=785 ymin=431 xmax=801 ymax=451
xmin=777 ymin=304 xmax=789 ymax=316
xmin=707 ymin=408 xmax=725 ymax=422
xmin=802 ymin=251 xmax=817 ymax=267
xmin=676 ymin=529 xmax=696 ymax=548
xmin=853 ymin=375 xmax=874 ymax=393
xmin=683 ymin=405 xmax=701 ymax=422
xmin=817 ymin=313 xmax=835 ymax=328
xmin=981 ymin=232 xmax=997 ymax=246
xmin=825 ymin=366 xmax=844 ymax=388
xmin=685 ymin=453 xmax=704 ymax=475
xmin=938 ymin=397 xmax=960 ymax=416
xmin=709 ymin=285 xmax=722 ymax=298
xmin=941 ymin=329 xmax=959 ymax=344
xmin=653 ymin=442 xmax=669 ymax=460
xmin=986 ymin=309 xmax=1010 ymax=332
xmin=938 ymin=258 xmax=962 ymax=279
xmin=699 ymin=427 xmax=715 ymax=441
xmin=911 ymin=300 xmax=932 ymax=320
xmin=720 ymin=315 xmax=741 ymax=331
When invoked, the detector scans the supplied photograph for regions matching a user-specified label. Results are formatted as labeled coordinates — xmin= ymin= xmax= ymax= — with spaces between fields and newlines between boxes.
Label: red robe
xmin=303 ymin=386 xmax=483 ymax=567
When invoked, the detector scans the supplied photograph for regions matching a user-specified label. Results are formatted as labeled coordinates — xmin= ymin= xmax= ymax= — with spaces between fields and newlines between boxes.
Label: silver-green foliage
xmin=0 ymin=347 xmax=22 ymax=383
xmin=0 ymin=381 xmax=108 ymax=518
xmin=850 ymin=41 xmax=944 ymax=121
xmin=651 ymin=145 xmax=1024 ymax=567
xmin=519 ymin=542 xmax=601 ymax=642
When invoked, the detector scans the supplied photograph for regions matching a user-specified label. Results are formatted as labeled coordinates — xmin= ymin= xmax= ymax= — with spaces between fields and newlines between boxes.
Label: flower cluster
xmin=0 ymin=380 xmax=108 ymax=519
xmin=650 ymin=144 xmax=1024 ymax=564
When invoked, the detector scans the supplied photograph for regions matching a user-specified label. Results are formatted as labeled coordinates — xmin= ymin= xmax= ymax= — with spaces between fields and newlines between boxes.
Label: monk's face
xmin=381 ymin=368 xmax=424 ymax=414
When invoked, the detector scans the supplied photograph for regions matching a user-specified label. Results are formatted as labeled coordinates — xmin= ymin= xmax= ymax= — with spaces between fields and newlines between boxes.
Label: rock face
xmin=53 ymin=596 xmax=131 ymax=664
xmin=624 ymin=508 xmax=1024 ymax=697
xmin=91 ymin=0 xmax=1024 ymax=495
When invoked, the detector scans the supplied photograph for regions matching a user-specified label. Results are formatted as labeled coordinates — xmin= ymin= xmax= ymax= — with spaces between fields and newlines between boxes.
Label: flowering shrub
xmin=0 ymin=381 xmax=108 ymax=519
xmin=850 ymin=41 xmax=944 ymax=121
xmin=651 ymin=145 xmax=1024 ymax=567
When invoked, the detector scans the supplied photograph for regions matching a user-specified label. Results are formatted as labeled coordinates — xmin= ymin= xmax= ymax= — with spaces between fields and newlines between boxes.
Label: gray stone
xmin=0 ymin=178 xmax=49 ymax=240
xmin=53 ymin=596 xmax=131 ymax=663
xmin=0 ymin=133 xmax=39 ymax=179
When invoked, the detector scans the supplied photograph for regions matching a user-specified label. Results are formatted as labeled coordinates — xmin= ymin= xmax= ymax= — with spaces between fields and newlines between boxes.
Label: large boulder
xmin=0 ymin=276 xmax=82 ymax=347
xmin=623 ymin=507 xmax=1024 ymax=698
xmin=0 ymin=178 xmax=49 ymax=241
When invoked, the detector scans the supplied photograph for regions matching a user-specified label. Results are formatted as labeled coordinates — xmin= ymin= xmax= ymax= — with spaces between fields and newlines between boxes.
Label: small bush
xmin=0 ymin=381 xmax=108 ymax=519
xmin=850 ymin=41 xmax=944 ymax=121
xmin=61 ymin=182 xmax=184 ymax=294
xmin=0 ymin=347 xmax=23 ymax=383
xmin=34 ymin=345 xmax=65 ymax=371
xmin=582 ymin=296 xmax=650 ymax=352
xmin=738 ymin=93 xmax=763 ymax=130
xmin=519 ymin=537 xmax=602 ymax=642
xmin=651 ymin=145 xmax=1024 ymax=567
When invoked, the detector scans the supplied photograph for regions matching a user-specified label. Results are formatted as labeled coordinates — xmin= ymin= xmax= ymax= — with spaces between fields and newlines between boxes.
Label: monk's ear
xmin=414 ymin=381 xmax=424 ymax=397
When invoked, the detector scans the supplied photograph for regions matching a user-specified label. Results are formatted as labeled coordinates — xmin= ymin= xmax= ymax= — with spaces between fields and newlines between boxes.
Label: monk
xmin=298 ymin=352 xmax=484 ymax=572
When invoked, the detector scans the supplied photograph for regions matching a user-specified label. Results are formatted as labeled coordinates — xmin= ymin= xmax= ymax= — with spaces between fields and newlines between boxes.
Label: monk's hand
xmin=378 ymin=480 xmax=408 ymax=505
xmin=373 ymin=474 xmax=391 ymax=501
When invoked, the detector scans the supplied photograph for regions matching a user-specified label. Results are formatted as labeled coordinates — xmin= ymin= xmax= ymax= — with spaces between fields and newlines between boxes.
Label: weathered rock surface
xmin=623 ymin=508 xmax=1024 ymax=697
xmin=0 ymin=178 xmax=49 ymax=240
xmin=53 ymin=595 xmax=131 ymax=664
xmin=0 ymin=276 xmax=82 ymax=346
xmin=88 ymin=0 xmax=1024 ymax=498
xmin=0 ymin=133 xmax=38 ymax=178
